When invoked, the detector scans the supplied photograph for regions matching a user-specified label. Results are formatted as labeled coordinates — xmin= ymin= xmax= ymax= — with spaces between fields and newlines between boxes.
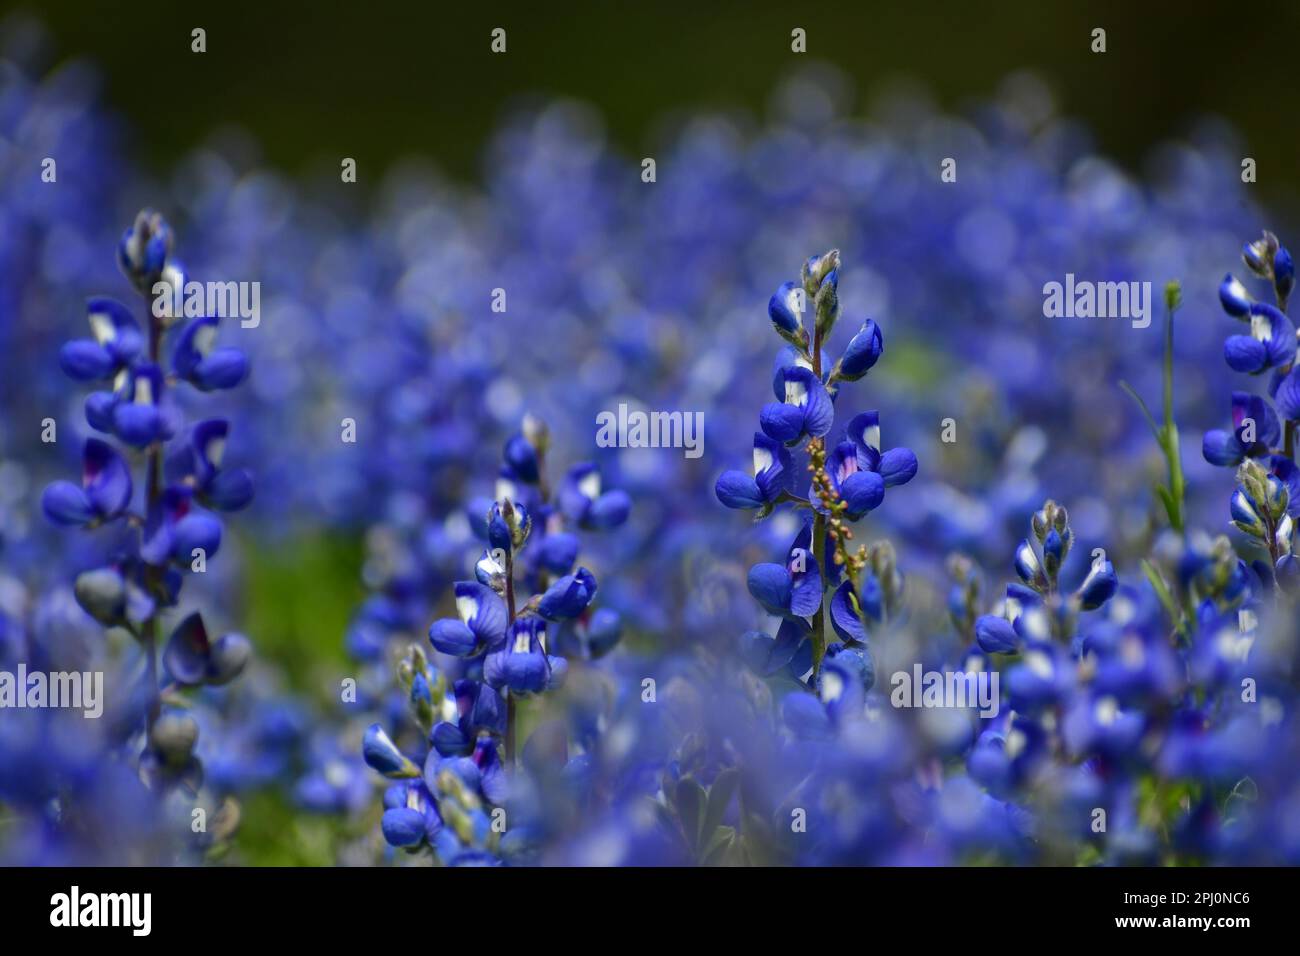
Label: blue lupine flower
xmin=1272 ymin=364 xmax=1300 ymax=422
xmin=819 ymin=439 xmax=885 ymax=518
xmin=714 ymin=433 xmax=794 ymax=510
xmin=1230 ymin=486 xmax=1266 ymax=537
xmin=503 ymin=432 xmax=540 ymax=483
xmin=747 ymin=529 xmax=822 ymax=619
xmin=41 ymin=438 xmax=133 ymax=526
xmin=171 ymin=316 xmax=249 ymax=391
xmin=487 ymin=496 xmax=531 ymax=553
xmin=117 ymin=208 xmax=173 ymax=287
xmin=1224 ymin=303 xmax=1296 ymax=373
xmin=112 ymin=362 xmax=169 ymax=447
xmin=1274 ymin=246 xmax=1295 ymax=302
xmin=73 ymin=563 xmax=157 ymax=627
xmin=738 ymin=617 xmax=812 ymax=677
xmin=1013 ymin=539 xmax=1046 ymax=590
xmin=428 ymin=582 xmax=508 ymax=656
xmin=771 ymin=345 xmax=829 ymax=396
xmin=1219 ymin=274 xmax=1252 ymax=318
xmin=843 ymin=411 xmax=918 ymax=488
xmin=1075 ymin=559 xmax=1118 ymax=610
xmin=140 ymin=486 xmax=222 ymax=566
xmin=828 ymin=574 xmax=881 ymax=643
xmin=431 ymin=680 xmax=506 ymax=757
xmin=835 ymin=320 xmax=883 ymax=381
xmin=760 ymin=366 xmax=834 ymax=443
xmin=162 ymin=612 xmax=250 ymax=687
xmin=58 ymin=298 xmax=143 ymax=381
xmin=767 ymin=280 xmax=806 ymax=341
xmin=975 ymin=614 xmax=1019 ymax=654
xmin=381 ymin=781 xmax=443 ymax=847
xmin=483 ymin=617 xmax=566 ymax=694
xmin=558 ymin=463 xmax=630 ymax=529
xmin=537 ymin=566 xmax=597 ymax=620
xmin=1006 ymin=640 xmax=1074 ymax=712
xmin=1203 ymin=392 xmax=1281 ymax=465
xmin=362 ymin=723 xmax=421 ymax=778
xmin=165 ymin=419 xmax=255 ymax=511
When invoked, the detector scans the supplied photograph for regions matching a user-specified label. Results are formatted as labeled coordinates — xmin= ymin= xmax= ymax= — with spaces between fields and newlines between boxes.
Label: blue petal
xmin=431 ymin=721 xmax=473 ymax=757
xmin=768 ymin=281 xmax=803 ymax=334
xmin=207 ymin=633 xmax=250 ymax=685
xmin=484 ymin=647 xmax=549 ymax=694
xmin=539 ymin=532 xmax=580 ymax=574
xmin=1202 ymin=429 xmax=1244 ymax=466
xmin=58 ymin=340 xmax=114 ymax=381
xmin=840 ymin=470 xmax=885 ymax=518
xmin=362 ymin=723 xmax=419 ymax=778
xmin=838 ymin=320 xmax=883 ymax=380
xmin=788 ymin=563 xmax=822 ymax=618
xmin=1225 ymin=335 xmax=1267 ymax=374
xmin=1077 ymin=561 xmax=1118 ymax=611
xmin=801 ymin=376 xmax=835 ymax=438
xmin=781 ymin=692 xmax=833 ymax=740
xmin=538 ymin=567 xmax=597 ymax=620
xmin=829 ymin=581 xmax=868 ymax=643
xmin=1274 ymin=368 xmax=1300 ymax=422
xmin=746 ymin=562 xmax=792 ymax=616
xmin=83 ymin=439 xmax=133 ymax=517
xmin=381 ymin=807 xmax=427 ymax=847
xmin=113 ymin=403 xmax=165 ymax=447
xmin=1218 ymin=274 xmax=1251 ymax=318
xmin=85 ymin=391 xmax=118 ymax=432
xmin=455 ymin=581 xmax=508 ymax=649
xmin=975 ymin=615 xmax=1020 ymax=654
xmin=429 ymin=618 xmax=478 ymax=656
xmin=715 ymin=470 xmax=763 ymax=509
xmin=879 ymin=447 xmax=918 ymax=487
xmin=503 ymin=433 xmax=540 ymax=483
xmin=41 ymin=481 xmax=94 ymax=526
xmin=173 ymin=513 xmax=222 ymax=563
xmin=759 ymin=402 xmax=803 ymax=443
xmin=193 ymin=349 xmax=250 ymax=391
xmin=206 ymin=468 xmax=254 ymax=510
xmin=588 ymin=490 xmax=630 ymax=529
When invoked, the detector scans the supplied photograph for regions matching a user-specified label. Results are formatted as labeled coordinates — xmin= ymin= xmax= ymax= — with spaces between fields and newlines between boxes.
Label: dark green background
xmin=11 ymin=0 xmax=1300 ymax=207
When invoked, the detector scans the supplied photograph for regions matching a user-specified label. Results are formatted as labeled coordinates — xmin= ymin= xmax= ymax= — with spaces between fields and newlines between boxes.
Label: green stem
xmin=1160 ymin=291 xmax=1186 ymax=534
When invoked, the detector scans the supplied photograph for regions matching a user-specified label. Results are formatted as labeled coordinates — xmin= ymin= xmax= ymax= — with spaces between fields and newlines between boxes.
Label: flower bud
xmin=1219 ymin=274 xmax=1251 ymax=319
xmin=1275 ymin=246 xmax=1295 ymax=303
xmin=837 ymin=320 xmax=883 ymax=381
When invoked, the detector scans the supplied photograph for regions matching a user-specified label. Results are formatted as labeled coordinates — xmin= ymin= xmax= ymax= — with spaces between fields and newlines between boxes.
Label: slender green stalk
xmin=1119 ymin=281 xmax=1186 ymax=535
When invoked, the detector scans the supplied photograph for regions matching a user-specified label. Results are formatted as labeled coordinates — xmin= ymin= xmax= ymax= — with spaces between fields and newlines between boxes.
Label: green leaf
xmin=1119 ymin=380 xmax=1159 ymax=441
xmin=702 ymin=768 xmax=740 ymax=839
xmin=675 ymin=776 xmax=706 ymax=851
xmin=1155 ymin=485 xmax=1177 ymax=527
xmin=1140 ymin=559 xmax=1179 ymax=627
xmin=701 ymin=826 xmax=736 ymax=866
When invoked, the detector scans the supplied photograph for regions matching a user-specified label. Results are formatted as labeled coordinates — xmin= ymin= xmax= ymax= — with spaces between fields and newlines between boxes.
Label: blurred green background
xmin=10 ymin=0 xmax=1300 ymax=215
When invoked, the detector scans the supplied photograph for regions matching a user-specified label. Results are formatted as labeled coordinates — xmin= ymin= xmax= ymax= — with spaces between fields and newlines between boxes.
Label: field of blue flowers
xmin=2 ymin=32 xmax=1298 ymax=868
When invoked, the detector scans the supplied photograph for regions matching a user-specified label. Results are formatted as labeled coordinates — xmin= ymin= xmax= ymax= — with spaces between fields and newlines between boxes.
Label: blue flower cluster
xmin=717 ymin=250 xmax=916 ymax=687
xmin=358 ymin=421 xmax=628 ymax=863
xmin=42 ymin=210 xmax=253 ymax=793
